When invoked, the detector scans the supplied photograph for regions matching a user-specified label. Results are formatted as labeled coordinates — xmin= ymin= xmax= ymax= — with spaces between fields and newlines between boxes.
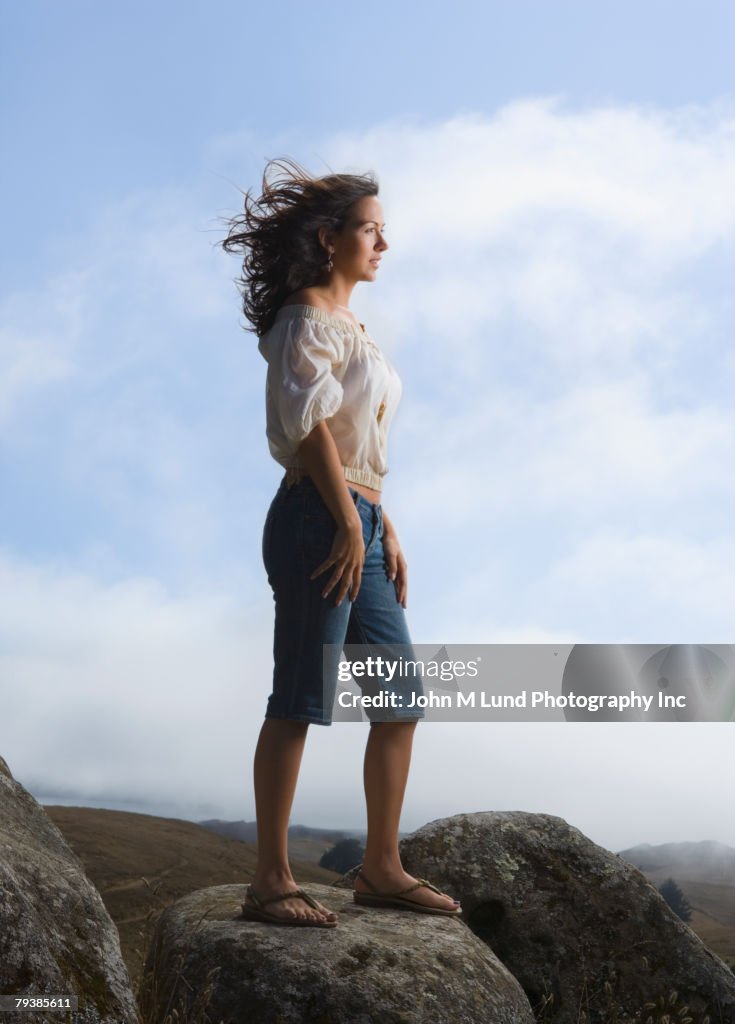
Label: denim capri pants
xmin=262 ymin=474 xmax=426 ymax=725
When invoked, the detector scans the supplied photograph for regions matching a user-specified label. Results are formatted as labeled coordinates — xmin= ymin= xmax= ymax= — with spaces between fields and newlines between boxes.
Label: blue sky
xmin=2 ymin=0 xmax=735 ymax=853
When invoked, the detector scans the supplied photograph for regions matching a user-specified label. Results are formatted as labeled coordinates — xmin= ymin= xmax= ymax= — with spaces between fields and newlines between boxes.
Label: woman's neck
xmin=310 ymin=276 xmax=355 ymax=310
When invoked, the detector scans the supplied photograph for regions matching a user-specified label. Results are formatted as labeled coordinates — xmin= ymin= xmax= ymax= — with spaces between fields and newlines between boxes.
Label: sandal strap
xmin=356 ymin=871 xmax=448 ymax=899
xmin=290 ymin=887 xmax=320 ymax=910
xmin=247 ymin=885 xmax=319 ymax=910
xmin=356 ymin=869 xmax=379 ymax=894
xmin=393 ymin=877 xmax=446 ymax=897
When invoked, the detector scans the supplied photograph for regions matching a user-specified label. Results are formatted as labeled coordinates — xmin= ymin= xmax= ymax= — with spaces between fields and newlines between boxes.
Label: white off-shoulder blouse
xmin=257 ymin=304 xmax=402 ymax=491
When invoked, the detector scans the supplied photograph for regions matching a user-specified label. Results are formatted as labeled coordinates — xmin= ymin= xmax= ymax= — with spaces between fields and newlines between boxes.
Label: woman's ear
xmin=318 ymin=225 xmax=334 ymax=255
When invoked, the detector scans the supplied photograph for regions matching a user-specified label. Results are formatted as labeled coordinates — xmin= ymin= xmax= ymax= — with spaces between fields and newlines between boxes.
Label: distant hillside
xmin=618 ymin=840 xmax=735 ymax=883
xmin=45 ymin=805 xmax=341 ymax=991
xmin=617 ymin=839 xmax=735 ymax=968
xmin=197 ymin=818 xmax=367 ymax=866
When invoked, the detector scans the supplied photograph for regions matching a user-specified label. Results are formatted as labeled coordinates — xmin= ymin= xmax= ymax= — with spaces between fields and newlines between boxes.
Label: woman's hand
xmin=383 ymin=523 xmax=408 ymax=608
xmin=310 ymin=518 xmax=365 ymax=605
xmin=297 ymin=421 xmax=367 ymax=605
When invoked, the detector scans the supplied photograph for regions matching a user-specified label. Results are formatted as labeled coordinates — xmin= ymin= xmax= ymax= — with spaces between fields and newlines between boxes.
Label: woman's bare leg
xmin=356 ymin=721 xmax=461 ymax=911
xmin=249 ymin=719 xmax=336 ymax=921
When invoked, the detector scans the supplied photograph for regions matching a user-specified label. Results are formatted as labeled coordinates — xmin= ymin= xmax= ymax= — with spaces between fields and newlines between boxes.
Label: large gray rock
xmin=338 ymin=811 xmax=735 ymax=1024
xmin=0 ymin=755 xmax=140 ymax=1024
xmin=137 ymin=882 xmax=534 ymax=1024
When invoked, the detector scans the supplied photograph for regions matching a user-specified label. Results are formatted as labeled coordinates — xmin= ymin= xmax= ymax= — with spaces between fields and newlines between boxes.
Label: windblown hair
xmin=219 ymin=157 xmax=379 ymax=337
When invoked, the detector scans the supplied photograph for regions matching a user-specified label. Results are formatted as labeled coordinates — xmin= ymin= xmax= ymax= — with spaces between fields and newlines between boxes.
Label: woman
xmin=220 ymin=158 xmax=461 ymax=928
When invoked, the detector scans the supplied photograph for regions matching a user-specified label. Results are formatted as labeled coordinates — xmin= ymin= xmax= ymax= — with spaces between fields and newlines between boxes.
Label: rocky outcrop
xmin=337 ymin=811 xmax=735 ymax=1023
xmin=0 ymin=755 xmax=140 ymax=1024
xmin=136 ymin=807 xmax=735 ymax=1023
xmin=136 ymin=882 xmax=534 ymax=1024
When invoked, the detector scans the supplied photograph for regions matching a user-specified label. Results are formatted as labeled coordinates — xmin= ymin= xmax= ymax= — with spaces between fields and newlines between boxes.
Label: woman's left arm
xmin=381 ymin=509 xmax=408 ymax=609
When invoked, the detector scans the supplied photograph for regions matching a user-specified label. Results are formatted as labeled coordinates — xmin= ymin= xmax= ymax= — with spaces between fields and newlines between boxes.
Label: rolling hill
xmin=44 ymin=805 xmax=343 ymax=990
xmin=618 ymin=839 xmax=735 ymax=968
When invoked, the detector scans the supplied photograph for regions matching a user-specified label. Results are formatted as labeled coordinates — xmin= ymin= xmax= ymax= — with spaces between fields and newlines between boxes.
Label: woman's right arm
xmin=297 ymin=420 xmax=365 ymax=605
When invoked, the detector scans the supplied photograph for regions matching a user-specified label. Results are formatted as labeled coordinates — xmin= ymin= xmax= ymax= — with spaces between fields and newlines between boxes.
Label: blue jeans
xmin=262 ymin=475 xmax=426 ymax=725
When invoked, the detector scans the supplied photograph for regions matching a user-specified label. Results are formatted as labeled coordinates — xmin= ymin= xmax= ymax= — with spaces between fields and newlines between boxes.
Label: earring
xmin=325 ymin=251 xmax=334 ymax=272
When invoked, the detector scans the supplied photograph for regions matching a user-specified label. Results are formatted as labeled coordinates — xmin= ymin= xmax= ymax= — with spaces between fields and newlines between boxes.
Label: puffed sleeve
xmin=265 ymin=318 xmax=345 ymax=453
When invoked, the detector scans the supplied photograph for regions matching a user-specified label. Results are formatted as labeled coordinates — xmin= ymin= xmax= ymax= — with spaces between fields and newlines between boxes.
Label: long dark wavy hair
xmin=219 ymin=157 xmax=379 ymax=337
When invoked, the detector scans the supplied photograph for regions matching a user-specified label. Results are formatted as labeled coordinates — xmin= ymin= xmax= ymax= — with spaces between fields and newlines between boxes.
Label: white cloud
xmin=4 ymin=98 xmax=735 ymax=842
xmin=534 ymin=532 xmax=735 ymax=640
xmin=328 ymin=99 xmax=735 ymax=382
xmin=0 ymin=549 xmax=274 ymax=815
xmin=4 ymin=548 xmax=735 ymax=853
xmin=318 ymin=100 xmax=735 ymax=638
xmin=403 ymin=529 xmax=735 ymax=645
xmin=0 ymin=269 xmax=89 ymax=428
xmin=394 ymin=372 xmax=735 ymax=533
xmin=331 ymin=99 xmax=735 ymax=252
xmin=0 ymin=181 xmax=268 ymax=585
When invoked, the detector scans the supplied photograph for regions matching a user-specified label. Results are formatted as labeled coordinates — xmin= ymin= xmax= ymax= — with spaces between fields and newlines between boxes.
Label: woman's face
xmin=331 ymin=195 xmax=389 ymax=283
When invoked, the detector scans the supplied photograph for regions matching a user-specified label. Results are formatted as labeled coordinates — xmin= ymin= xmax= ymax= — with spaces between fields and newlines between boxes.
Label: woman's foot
xmin=248 ymin=873 xmax=337 ymax=923
xmin=354 ymin=865 xmax=460 ymax=912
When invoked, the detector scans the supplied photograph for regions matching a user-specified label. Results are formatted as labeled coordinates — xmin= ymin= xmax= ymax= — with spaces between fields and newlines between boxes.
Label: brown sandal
xmin=352 ymin=869 xmax=462 ymax=916
xmin=241 ymin=885 xmax=338 ymax=928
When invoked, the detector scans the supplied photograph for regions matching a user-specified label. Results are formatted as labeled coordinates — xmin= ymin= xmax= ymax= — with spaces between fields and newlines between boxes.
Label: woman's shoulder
xmin=260 ymin=297 xmax=349 ymax=363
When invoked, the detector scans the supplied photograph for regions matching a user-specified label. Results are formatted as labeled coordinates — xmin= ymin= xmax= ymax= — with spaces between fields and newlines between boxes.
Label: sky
xmin=2 ymin=0 xmax=735 ymax=856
